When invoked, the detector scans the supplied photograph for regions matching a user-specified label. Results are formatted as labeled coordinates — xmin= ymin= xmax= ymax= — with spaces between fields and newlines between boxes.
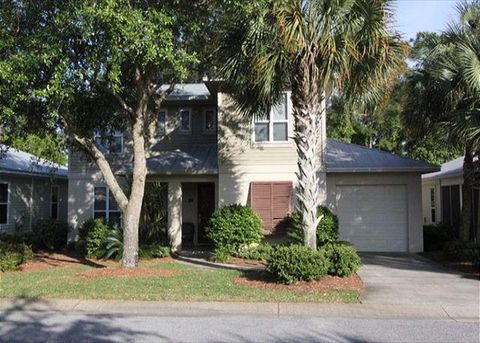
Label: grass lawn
xmin=0 ymin=258 xmax=360 ymax=303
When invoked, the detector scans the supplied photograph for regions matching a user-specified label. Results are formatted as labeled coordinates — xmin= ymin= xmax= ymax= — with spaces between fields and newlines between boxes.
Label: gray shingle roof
xmin=422 ymin=156 xmax=464 ymax=181
xmin=146 ymin=144 xmax=218 ymax=175
xmin=325 ymin=139 xmax=439 ymax=173
xmin=0 ymin=145 xmax=67 ymax=178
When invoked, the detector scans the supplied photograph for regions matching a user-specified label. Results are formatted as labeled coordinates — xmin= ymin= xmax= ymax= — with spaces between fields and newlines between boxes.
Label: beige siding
xmin=0 ymin=173 xmax=68 ymax=233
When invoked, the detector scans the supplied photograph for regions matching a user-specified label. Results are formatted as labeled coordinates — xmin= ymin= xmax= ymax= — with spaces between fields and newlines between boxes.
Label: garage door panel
xmin=337 ymin=185 xmax=408 ymax=252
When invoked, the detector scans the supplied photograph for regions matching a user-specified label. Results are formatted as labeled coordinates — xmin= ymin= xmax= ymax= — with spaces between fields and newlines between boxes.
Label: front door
xmin=197 ymin=183 xmax=215 ymax=245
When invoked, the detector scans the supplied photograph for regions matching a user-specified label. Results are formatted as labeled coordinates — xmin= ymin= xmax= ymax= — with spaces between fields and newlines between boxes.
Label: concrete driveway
xmin=358 ymin=253 xmax=479 ymax=307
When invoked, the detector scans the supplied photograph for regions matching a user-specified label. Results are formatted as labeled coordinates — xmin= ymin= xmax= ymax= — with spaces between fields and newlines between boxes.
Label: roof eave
xmin=326 ymin=166 xmax=440 ymax=174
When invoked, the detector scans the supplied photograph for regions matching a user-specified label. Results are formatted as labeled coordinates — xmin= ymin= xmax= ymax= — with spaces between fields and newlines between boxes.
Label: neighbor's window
xmin=158 ymin=109 xmax=166 ymax=134
xmin=179 ymin=109 xmax=191 ymax=132
xmin=0 ymin=183 xmax=8 ymax=225
xmin=93 ymin=187 xmax=121 ymax=227
xmin=94 ymin=132 xmax=123 ymax=154
xmin=254 ymin=93 xmax=288 ymax=142
xmin=204 ymin=108 xmax=216 ymax=132
xmin=430 ymin=187 xmax=436 ymax=223
xmin=51 ymin=186 xmax=59 ymax=220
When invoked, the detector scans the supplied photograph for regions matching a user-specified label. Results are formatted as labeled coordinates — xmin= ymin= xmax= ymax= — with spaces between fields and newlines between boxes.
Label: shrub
xmin=0 ymin=232 xmax=33 ymax=245
xmin=266 ymin=245 xmax=330 ymax=284
xmin=76 ymin=219 xmax=111 ymax=259
xmin=207 ymin=205 xmax=263 ymax=255
xmin=33 ymin=219 xmax=69 ymax=251
xmin=444 ymin=240 xmax=480 ymax=267
xmin=0 ymin=242 xmax=33 ymax=272
xmin=142 ymin=245 xmax=171 ymax=258
xmin=210 ymin=248 xmax=230 ymax=263
xmin=234 ymin=243 xmax=276 ymax=260
xmin=288 ymin=207 xmax=339 ymax=246
xmin=319 ymin=243 xmax=361 ymax=277
xmin=423 ymin=223 xmax=454 ymax=251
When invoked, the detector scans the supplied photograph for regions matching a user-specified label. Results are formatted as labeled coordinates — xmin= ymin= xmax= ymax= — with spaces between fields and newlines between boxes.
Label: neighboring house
xmin=0 ymin=146 xmax=68 ymax=233
xmin=422 ymin=157 xmax=479 ymax=239
xmin=68 ymin=83 xmax=438 ymax=253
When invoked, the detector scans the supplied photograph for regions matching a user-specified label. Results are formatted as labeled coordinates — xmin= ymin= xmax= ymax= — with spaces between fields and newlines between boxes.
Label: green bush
xmin=76 ymin=219 xmax=111 ymax=259
xmin=319 ymin=243 xmax=361 ymax=277
xmin=266 ymin=245 xmax=330 ymax=284
xmin=33 ymin=219 xmax=69 ymax=251
xmin=423 ymin=223 xmax=454 ymax=252
xmin=207 ymin=205 xmax=263 ymax=255
xmin=234 ymin=243 xmax=276 ymax=260
xmin=0 ymin=242 xmax=33 ymax=272
xmin=0 ymin=232 xmax=33 ymax=245
xmin=444 ymin=240 xmax=480 ymax=267
xmin=210 ymin=248 xmax=230 ymax=263
xmin=142 ymin=245 xmax=171 ymax=258
xmin=288 ymin=207 xmax=339 ymax=246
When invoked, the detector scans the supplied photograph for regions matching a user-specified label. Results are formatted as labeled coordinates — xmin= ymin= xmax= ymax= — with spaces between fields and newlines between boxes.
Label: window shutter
xmin=250 ymin=182 xmax=292 ymax=234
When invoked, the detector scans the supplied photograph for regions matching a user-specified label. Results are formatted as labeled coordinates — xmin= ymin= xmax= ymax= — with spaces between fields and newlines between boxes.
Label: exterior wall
xmin=326 ymin=172 xmax=424 ymax=253
xmin=421 ymin=176 xmax=463 ymax=226
xmin=0 ymin=173 xmax=67 ymax=233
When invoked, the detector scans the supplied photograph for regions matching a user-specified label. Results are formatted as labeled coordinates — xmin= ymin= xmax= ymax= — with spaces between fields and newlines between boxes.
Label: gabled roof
xmin=160 ymin=83 xmax=211 ymax=101
xmin=325 ymin=139 xmax=439 ymax=173
xmin=0 ymin=146 xmax=67 ymax=178
xmin=422 ymin=156 xmax=464 ymax=181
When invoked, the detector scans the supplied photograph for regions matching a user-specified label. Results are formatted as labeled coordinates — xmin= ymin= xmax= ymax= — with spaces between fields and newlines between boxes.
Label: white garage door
xmin=336 ymin=185 xmax=408 ymax=252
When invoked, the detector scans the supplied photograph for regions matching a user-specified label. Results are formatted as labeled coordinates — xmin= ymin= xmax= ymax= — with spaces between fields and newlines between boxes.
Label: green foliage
xmin=76 ymin=219 xmax=111 ymax=259
xmin=234 ymin=243 xmax=277 ymax=261
xmin=140 ymin=182 xmax=168 ymax=245
xmin=319 ymin=243 xmax=361 ymax=277
xmin=0 ymin=232 xmax=34 ymax=245
xmin=104 ymin=225 xmax=123 ymax=260
xmin=33 ymin=219 xmax=68 ymax=251
xmin=289 ymin=207 xmax=339 ymax=246
xmin=444 ymin=240 xmax=480 ymax=267
xmin=141 ymin=245 xmax=171 ymax=259
xmin=266 ymin=245 xmax=330 ymax=284
xmin=0 ymin=241 xmax=33 ymax=272
xmin=207 ymin=205 xmax=263 ymax=255
xmin=423 ymin=223 xmax=455 ymax=252
xmin=210 ymin=248 xmax=230 ymax=263
xmin=3 ymin=133 xmax=67 ymax=165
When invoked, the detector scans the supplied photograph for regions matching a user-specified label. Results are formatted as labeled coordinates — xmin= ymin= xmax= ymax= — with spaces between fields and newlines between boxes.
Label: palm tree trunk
xmin=290 ymin=45 xmax=323 ymax=250
xmin=460 ymin=144 xmax=475 ymax=241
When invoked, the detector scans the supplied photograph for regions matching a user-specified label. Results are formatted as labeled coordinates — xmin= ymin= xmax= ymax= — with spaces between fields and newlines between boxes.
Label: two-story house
xmin=68 ymin=83 xmax=438 ymax=253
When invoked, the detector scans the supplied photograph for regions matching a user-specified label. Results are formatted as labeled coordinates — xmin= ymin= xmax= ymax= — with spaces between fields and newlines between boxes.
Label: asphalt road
xmin=1 ymin=311 xmax=478 ymax=343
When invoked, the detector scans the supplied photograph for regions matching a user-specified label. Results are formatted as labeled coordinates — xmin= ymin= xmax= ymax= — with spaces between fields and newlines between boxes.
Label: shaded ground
xmin=19 ymin=252 xmax=112 ymax=271
xmin=420 ymin=251 xmax=479 ymax=277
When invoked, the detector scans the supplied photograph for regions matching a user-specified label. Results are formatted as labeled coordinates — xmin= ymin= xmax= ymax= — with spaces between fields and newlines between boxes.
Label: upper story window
xmin=0 ymin=183 xmax=8 ymax=225
xmin=94 ymin=132 xmax=123 ymax=154
xmin=158 ymin=109 xmax=167 ymax=134
xmin=254 ymin=93 xmax=288 ymax=143
xmin=204 ymin=108 xmax=217 ymax=133
xmin=51 ymin=186 xmax=59 ymax=220
xmin=179 ymin=108 xmax=191 ymax=133
xmin=93 ymin=186 xmax=121 ymax=227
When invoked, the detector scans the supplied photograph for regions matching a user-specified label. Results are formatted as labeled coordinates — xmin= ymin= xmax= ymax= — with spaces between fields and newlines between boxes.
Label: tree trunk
xmin=460 ymin=144 xmax=474 ymax=241
xmin=290 ymin=45 xmax=323 ymax=250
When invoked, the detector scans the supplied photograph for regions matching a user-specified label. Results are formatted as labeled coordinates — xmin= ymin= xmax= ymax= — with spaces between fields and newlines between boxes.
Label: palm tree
xmin=429 ymin=0 xmax=480 ymax=241
xmin=219 ymin=0 xmax=405 ymax=249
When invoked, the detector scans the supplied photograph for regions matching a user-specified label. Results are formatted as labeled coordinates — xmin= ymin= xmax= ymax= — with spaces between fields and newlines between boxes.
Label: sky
xmin=393 ymin=0 xmax=459 ymax=41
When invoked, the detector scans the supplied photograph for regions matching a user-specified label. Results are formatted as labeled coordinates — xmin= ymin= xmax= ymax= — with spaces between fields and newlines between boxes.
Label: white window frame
xmin=178 ymin=108 xmax=192 ymax=133
xmin=93 ymin=186 xmax=122 ymax=225
xmin=0 ymin=182 xmax=9 ymax=226
xmin=158 ymin=109 xmax=167 ymax=134
xmin=203 ymin=108 xmax=217 ymax=134
xmin=94 ymin=131 xmax=124 ymax=154
xmin=252 ymin=92 xmax=290 ymax=144
xmin=51 ymin=185 xmax=59 ymax=220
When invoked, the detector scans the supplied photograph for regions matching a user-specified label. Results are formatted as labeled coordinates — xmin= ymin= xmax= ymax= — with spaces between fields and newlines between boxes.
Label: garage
xmin=336 ymin=185 xmax=408 ymax=252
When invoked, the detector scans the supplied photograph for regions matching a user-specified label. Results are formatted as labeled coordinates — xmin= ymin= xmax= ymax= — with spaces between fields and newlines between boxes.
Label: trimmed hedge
xmin=33 ymin=219 xmax=69 ymax=251
xmin=444 ymin=240 xmax=480 ymax=267
xmin=207 ymin=205 xmax=263 ymax=255
xmin=319 ymin=243 xmax=361 ymax=277
xmin=0 ymin=241 xmax=33 ymax=272
xmin=76 ymin=219 xmax=112 ymax=259
xmin=234 ymin=243 xmax=276 ymax=261
xmin=289 ymin=207 xmax=339 ymax=246
xmin=266 ymin=245 xmax=330 ymax=284
xmin=423 ymin=223 xmax=454 ymax=252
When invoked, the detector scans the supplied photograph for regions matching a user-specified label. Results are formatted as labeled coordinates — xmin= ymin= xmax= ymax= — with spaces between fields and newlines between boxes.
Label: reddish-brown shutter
xmin=250 ymin=182 xmax=293 ymax=234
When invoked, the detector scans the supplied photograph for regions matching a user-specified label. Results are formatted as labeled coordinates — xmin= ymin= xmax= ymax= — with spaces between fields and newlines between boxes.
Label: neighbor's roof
xmin=422 ymin=156 xmax=464 ymax=181
xmin=325 ymin=139 xmax=439 ymax=173
xmin=146 ymin=144 xmax=218 ymax=175
xmin=0 ymin=145 xmax=67 ymax=178
xmin=160 ymin=83 xmax=211 ymax=101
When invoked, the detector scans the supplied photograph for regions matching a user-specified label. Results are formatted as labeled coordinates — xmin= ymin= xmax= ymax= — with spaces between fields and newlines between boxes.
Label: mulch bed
xmin=234 ymin=271 xmax=364 ymax=292
xmin=19 ymin=252 xmax=113 ymax=272
xmin=226 ymin=257 xmax=266 ymax=267
xmin=76 ymin=268 xmax=175 ymax=279
xmin=420 ymin=252 xmax=479 ymax=276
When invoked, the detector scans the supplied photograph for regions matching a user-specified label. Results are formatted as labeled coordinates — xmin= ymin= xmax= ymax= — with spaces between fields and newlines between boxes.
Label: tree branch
xmin=94 ymin=81 xmax=135 ymax=118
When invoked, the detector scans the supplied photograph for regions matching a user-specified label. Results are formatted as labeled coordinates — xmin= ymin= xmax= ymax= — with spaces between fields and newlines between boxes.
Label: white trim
xmin=203 ymin=108 xmax=217 ymax=134
xmin=178 ymin=108 xmax=192 ymax=134
xmin=0 ymin=182 xmax=10 ymax=227
xmin=93 ymin=131 xmax=124 ymax=154
xmin=51 ymin=185 xmax=59 ymax=220
xmin=158 ymin=108 xmax=167 ymax=134
xmin=252 ymin=92 xmax=290 ymax=144
xmin=93 ymin=186 xmax=122 ymax=224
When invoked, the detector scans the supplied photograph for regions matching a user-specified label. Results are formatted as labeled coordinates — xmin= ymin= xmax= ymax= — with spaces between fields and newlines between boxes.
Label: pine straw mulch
xmin=234 ymin=270 xmax=364 ymax=292
xmin=19 ymin=251 xmax=114 ymax=272
xmin=226 ymin=257 xmax=266 ymax=267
